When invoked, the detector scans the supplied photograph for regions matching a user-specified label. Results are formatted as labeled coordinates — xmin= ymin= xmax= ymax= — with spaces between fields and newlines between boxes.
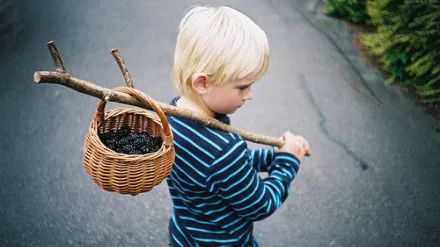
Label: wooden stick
xmin=111 ymin=49 xmax=134 ymax=88
xmin=33 ymin=71 xmax=289 ymax=147
xmin=34 ymin=41 xmax=311 ymax=156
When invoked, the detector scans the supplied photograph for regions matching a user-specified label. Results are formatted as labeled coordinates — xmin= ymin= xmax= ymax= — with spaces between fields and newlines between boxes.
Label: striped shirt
xmin=167 ymin=97 xmax=300 ymax=247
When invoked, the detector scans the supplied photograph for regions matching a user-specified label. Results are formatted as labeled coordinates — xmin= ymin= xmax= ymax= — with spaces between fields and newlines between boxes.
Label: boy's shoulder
xmin=168 ymin=96 xmax=246 ymax=158
xmin=168 ymin=114 xmax=242 ymax=150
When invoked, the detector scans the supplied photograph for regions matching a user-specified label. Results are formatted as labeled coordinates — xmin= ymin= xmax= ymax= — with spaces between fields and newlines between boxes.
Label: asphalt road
xmin=1 ymin=0 xmax=439 ymax=246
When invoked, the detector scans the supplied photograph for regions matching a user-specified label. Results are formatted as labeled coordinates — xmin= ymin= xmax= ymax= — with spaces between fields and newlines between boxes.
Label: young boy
xmin=166 ymin=6 xmax=310 ymax=247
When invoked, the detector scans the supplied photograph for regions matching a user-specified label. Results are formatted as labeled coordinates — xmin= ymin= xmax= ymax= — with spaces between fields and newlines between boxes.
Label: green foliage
xmin=325 ymin=0 xmax=370 ymax=23
xmin=360 ymin=0 xmax=440 ymax=102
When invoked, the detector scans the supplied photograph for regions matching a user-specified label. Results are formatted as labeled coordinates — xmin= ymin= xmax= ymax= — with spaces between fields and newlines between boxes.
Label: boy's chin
xmin=215 ymin=105 xmax=242 ymax=115
xmin=217 ymin=108 xmax=238 ymax=115
xmin=226 ymin=108 xmax=240 ymax=114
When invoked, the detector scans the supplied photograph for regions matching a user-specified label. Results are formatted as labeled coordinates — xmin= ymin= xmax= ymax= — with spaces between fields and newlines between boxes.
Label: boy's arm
xmin=206 ymin=139 xmax=300 ymax=222
xmin=248 ymin=147 xmax=275 ymax=172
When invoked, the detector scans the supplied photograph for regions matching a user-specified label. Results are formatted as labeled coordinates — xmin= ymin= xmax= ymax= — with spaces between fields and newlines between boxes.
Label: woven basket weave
xmin=83 ymin=87 xmax=175 ymax=196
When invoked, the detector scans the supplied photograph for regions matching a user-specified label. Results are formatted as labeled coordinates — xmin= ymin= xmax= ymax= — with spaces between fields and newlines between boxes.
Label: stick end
xmin=33 ymin=72 xmax=41 ymax=83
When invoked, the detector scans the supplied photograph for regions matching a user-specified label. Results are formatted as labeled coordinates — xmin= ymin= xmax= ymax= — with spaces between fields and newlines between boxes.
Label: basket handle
xmin=94 ymin=87 xmax=173 ymax=146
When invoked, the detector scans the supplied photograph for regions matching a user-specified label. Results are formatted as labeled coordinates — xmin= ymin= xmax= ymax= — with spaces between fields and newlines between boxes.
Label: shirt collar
xmin=170 ymin=96 xmax=231 ymax=125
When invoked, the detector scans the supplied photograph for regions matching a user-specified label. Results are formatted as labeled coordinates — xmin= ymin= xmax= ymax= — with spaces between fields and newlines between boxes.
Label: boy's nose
xmin=243 ymin=90 xmax=253 ymax=101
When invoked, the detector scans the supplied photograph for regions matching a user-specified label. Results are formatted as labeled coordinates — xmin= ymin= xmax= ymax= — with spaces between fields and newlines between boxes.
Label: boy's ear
xmin=191 ymin=73 xmax=210 ymax=95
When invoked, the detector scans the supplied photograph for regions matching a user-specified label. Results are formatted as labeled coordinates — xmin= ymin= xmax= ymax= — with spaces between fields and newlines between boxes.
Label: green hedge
xmin=360 ymin=0 xmax=440 ymax=103
xmin=325 ymin=0 xmax=440 ymax=104
xmin=325 ymin=0 xmax=370 ymax=23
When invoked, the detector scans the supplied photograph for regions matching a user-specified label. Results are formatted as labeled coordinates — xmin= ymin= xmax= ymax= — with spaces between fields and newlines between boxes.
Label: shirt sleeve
xmin=205 ymin=139 xmax=300 ymax=222
xmin=248 ymin=147 xmax=275 ymax=172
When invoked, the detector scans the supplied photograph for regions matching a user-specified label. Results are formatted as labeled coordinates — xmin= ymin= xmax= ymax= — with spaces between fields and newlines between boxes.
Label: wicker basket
xmin=83 ymin=87 xmax=175 ymax=196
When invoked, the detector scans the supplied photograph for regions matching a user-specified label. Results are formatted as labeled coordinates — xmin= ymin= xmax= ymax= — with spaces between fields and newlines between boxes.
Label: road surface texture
xmin=0 ymin=0 xmax=439 ymax=246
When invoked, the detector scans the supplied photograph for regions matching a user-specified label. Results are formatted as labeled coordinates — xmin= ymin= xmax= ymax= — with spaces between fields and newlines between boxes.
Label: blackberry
xmin=98 ymin=124 xmax=163 ymax=155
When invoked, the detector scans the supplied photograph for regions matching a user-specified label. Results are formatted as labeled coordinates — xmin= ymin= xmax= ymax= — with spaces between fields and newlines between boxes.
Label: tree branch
xmin=47 ymin=41 xmax=66 ymax=72
xmin=111 ymin=49 xmax=134 ymax=88
xmin=34 ymin=41 xmax=310 ymax=156
xmin=33 ymin=71 xmax=296 ymax=150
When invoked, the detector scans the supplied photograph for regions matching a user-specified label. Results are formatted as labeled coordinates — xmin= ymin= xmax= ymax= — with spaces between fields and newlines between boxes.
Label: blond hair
xmin=172 ymin=6 xmax=270 ymax=96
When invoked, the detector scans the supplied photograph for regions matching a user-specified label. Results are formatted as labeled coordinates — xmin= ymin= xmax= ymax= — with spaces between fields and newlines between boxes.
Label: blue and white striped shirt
xmin=167 ymin=97 xmax=300 ymax=247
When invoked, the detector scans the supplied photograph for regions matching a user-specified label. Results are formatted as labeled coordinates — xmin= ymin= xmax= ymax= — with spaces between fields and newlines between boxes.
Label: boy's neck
xmin=177 ymin=96 xmax=215 ymax=118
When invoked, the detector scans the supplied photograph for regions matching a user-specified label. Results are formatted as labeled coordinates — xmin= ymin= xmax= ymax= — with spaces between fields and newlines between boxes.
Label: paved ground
xmin=1 ymin=0 xmax=439 ymax=246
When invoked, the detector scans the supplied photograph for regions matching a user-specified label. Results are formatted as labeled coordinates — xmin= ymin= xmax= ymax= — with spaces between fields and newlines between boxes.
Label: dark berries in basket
xmin=99 ymin=125 xmax=163 ymax=155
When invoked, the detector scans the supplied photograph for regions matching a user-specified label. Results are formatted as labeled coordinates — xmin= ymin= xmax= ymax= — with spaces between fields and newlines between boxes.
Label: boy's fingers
xmin=305 ymin=144 xmax=312 ymax=156
xmin=301 ymin=140 xmax=311 ymax=156
xmin=302 ymin=142 xmax=308 ymax=152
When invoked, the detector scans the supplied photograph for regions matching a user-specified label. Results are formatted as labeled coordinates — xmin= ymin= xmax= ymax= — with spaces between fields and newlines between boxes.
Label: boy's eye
xmin=237 ymin=85 xmax=250 ymax=90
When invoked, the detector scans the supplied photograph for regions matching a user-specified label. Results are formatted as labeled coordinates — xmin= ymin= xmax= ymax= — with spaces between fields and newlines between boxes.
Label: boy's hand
xmin=274 ymin=131 xmax=310 ymax=160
